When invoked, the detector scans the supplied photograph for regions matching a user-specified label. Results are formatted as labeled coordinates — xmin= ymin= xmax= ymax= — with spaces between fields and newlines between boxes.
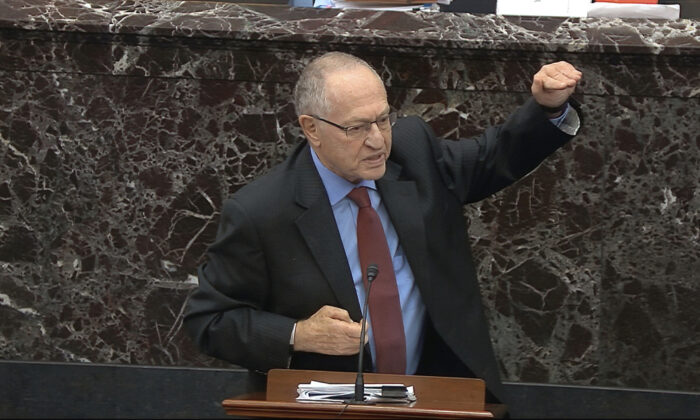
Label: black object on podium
xmin=439 ymin=0 xmax=496 ymax=13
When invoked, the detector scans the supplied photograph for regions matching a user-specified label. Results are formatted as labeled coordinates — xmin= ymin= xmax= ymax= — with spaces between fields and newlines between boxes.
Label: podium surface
xmin=222 ymin=369 xmax=506 ymax=418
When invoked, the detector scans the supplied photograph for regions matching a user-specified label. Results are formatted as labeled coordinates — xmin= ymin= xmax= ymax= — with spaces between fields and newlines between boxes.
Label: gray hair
xmin=293 ymin=52 xmax=384 ymax=117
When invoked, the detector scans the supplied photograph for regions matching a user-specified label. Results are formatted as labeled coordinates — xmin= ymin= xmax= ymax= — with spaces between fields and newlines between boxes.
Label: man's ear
xmin=299 ymin=115 xmax=321 ymax=147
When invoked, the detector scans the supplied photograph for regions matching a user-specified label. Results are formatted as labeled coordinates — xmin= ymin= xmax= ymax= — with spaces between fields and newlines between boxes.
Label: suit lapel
xmin=293 ymin=145 xmax=363 ymax=320
xmin=376 ymin=161 xmax=432 ymax=305
xmin=292 ymin=147 xmax=431 ymax=320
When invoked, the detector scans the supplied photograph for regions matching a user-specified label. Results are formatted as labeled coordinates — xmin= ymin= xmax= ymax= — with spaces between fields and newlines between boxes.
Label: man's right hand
xmin=293 ymin=305 xmax=368 ymax=355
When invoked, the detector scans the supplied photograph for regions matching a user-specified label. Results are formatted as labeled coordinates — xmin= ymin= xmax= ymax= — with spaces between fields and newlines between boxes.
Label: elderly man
xmin=184 ymin=51 xmax=581 ymax=403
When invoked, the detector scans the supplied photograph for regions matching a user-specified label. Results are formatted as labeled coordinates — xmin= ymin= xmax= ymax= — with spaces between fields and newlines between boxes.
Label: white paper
xmin=497 ymin=0 xmax=591 ymax=17
xmin=586 ymin=4 xmax=680 ymax=19
xmin=296 ymin=381 xmax=416 ymax=404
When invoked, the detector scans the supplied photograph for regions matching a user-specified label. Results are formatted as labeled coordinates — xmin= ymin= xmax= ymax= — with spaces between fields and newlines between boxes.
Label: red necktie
xmin=347 ymin=187 xmax=406 ymax=374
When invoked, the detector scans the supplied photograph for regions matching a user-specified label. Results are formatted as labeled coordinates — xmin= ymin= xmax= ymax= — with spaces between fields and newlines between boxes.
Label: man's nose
xmin=363 ymin=123 xmax=385 ymax=148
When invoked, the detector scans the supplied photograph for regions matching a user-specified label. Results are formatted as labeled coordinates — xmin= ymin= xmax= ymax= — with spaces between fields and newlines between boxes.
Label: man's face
xmin=307 ymin=66 xmax=392 ymax=184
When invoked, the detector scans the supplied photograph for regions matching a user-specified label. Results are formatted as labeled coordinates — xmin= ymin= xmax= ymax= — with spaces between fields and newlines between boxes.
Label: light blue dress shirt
xmin=310 ymin=149 xmax=426 ymax=375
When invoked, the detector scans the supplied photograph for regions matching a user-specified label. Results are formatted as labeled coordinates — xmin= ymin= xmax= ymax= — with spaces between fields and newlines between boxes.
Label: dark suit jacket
xmin=183 ymin=98 xmax=577 ymax=403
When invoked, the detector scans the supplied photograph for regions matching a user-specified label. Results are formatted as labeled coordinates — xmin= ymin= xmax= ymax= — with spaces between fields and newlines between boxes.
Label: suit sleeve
xmin=183 ymin=198 xmax=296 ymax=371
xmin=435 ymin=97 xmax=577 ymax=203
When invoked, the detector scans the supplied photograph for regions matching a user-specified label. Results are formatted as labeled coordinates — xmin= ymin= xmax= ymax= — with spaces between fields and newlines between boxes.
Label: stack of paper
xmin=296 ymin=381 xmax=416 ymax=404
xmin=587 ymin=3 xmax=680 ymax=18
xmin=496 ymin=0 xmax=680 ymax=18
xmin=496 ymin=0 xmax=592 ymax=17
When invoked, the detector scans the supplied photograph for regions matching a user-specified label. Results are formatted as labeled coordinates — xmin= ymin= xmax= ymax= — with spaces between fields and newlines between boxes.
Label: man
xmin=184 ymin=52 xmax=581 ymax=403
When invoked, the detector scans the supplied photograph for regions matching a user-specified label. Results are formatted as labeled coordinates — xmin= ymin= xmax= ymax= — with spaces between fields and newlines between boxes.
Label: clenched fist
xmin=531 ymin=61 xmax=582 ymax=116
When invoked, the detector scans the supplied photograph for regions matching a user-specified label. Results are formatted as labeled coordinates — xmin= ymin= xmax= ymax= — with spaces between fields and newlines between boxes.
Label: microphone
xmin=348 ymin=263 xmax=378 ymax=404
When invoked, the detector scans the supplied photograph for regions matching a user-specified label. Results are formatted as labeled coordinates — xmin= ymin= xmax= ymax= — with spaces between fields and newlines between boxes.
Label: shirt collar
xmin=310 ymin=147 xmax=376 ymax=206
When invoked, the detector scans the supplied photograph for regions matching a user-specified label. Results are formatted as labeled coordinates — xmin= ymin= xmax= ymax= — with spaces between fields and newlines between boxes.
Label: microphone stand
xmin=346 ymin=263 xmax=378 ymax=405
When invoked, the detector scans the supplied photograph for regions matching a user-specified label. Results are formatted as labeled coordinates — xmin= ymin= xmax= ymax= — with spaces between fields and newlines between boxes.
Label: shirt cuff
xmin=549 ymin=103 xmax=580 ymax=136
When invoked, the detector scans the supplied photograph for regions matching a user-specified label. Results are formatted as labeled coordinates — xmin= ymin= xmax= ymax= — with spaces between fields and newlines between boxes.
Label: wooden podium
xmin=222 ymin=369 xmax=507 ymax=418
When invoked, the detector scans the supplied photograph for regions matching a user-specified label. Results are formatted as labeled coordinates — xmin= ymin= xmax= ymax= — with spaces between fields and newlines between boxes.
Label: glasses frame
xmin=311 ymin=112 xmax=397 ymax=141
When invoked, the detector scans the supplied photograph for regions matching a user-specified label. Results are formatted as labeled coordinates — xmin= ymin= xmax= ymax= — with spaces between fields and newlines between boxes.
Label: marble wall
xmin=1 ymin=0 xmax=698 ymax=392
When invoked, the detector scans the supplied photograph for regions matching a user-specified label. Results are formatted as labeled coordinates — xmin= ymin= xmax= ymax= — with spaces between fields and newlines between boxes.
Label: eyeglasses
xmin=312 ymin=112 xmax=397 ymax=141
